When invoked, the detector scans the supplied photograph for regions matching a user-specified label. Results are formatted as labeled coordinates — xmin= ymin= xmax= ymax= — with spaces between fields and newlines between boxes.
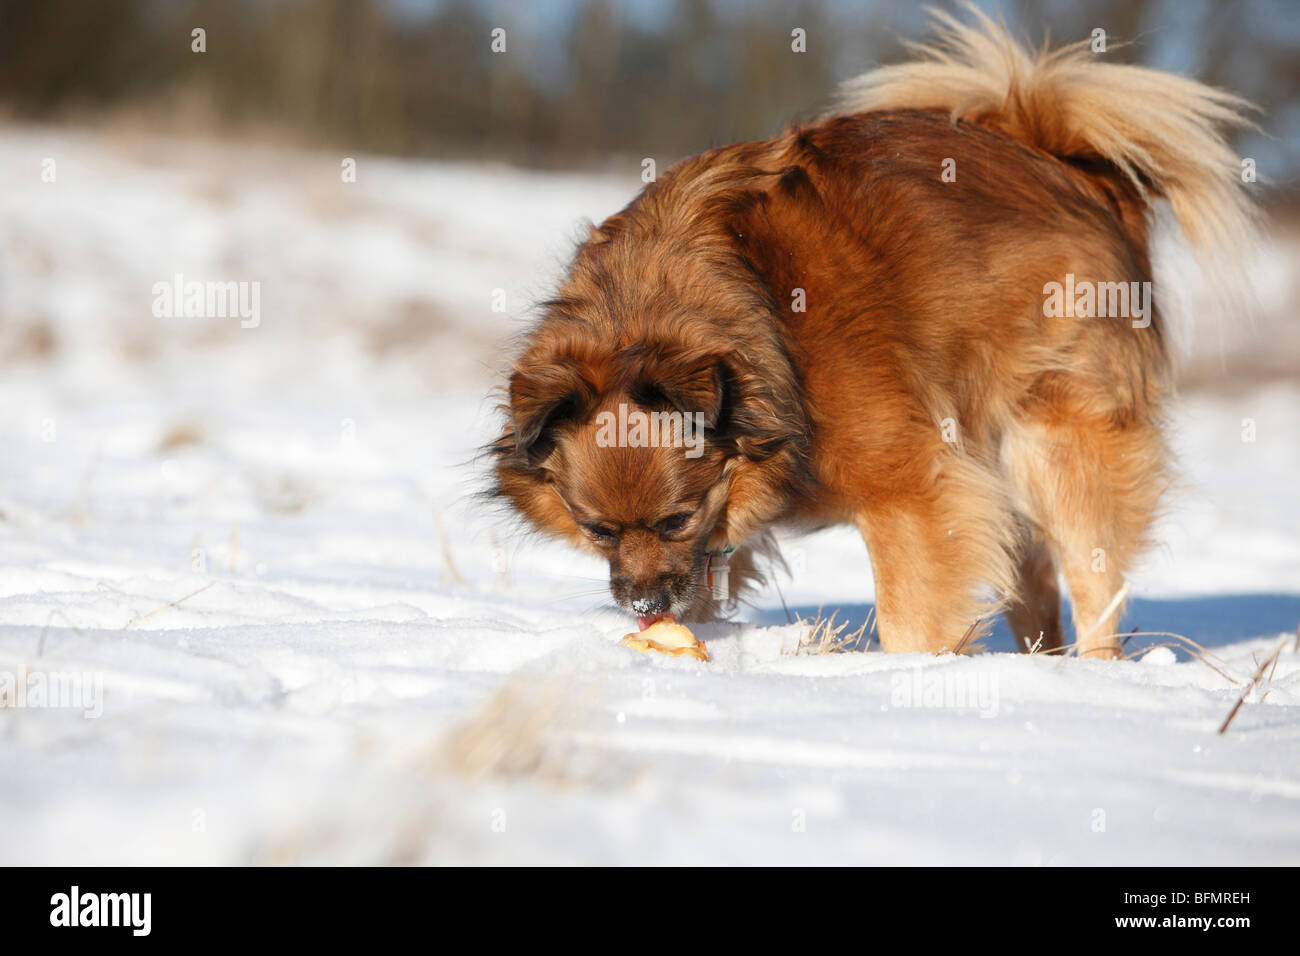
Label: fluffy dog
xmin=489 ymin=9 xmax=1257 ymax=657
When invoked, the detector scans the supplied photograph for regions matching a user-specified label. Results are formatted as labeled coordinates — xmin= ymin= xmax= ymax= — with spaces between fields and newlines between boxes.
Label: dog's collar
xmin=705 ymin=545 xmax=734 ymax=569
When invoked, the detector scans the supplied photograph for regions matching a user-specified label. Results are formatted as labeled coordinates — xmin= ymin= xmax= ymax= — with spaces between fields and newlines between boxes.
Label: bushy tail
xmin=832 ymin=4 xmax=1259 ymax=257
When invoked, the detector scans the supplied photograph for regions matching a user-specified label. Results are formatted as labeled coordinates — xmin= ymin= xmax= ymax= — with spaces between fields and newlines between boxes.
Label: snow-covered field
xmin=1 ymin=127 xmax=1298 ymax=865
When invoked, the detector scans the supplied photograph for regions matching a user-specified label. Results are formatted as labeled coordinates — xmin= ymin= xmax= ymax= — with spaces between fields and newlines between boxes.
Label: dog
xmin=489 ymin=8 xmax=1258 ymax=658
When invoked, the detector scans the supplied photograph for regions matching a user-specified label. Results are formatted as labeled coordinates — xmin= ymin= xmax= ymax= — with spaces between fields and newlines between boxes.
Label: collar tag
xmin=706 ymin=547 xmax=733 ymax=601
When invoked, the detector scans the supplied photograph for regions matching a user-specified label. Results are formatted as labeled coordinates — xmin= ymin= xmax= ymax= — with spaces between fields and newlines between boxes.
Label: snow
xmin=1 ymin=126 xmax=1297 ymax=865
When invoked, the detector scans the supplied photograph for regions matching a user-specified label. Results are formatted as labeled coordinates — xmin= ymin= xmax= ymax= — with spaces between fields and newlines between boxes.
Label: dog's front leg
xmin=853 ymin=458 xmax=1016 ymax=654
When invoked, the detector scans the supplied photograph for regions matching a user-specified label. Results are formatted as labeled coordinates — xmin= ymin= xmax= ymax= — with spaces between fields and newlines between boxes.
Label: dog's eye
xmin=583 ymin=524 xmax=619 ymax=544
xmin=655 ymin=513 xmax=692 ymax=537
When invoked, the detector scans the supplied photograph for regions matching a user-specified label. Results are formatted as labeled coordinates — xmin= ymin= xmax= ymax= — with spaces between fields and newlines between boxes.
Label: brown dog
xmin=489 ymin=9 xmax=1257 ymax=658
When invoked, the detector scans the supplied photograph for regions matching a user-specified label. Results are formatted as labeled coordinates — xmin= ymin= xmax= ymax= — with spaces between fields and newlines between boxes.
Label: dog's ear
xmin=671 ymin=348 xmax=807 ymax=466
xmin=508 ymin=359 xmax=593 ymax=464
xmin=637 ymin=356 xmax=726 ymax=429
xmin=634 ymin=351 xmax=806 ymax=464
xmin=585 ymin=208 xmax=632 ymax=247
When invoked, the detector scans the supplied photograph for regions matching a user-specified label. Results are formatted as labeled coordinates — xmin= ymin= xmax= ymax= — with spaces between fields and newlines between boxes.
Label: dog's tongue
xmin=637 ymin=612 xmax=674 ymax=631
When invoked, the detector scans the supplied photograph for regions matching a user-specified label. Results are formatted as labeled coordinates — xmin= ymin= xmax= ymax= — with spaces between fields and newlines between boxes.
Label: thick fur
xmin=490 ymin=9 xmax=1257 ymax=657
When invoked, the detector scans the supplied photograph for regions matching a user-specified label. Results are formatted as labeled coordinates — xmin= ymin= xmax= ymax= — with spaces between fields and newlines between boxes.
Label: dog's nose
xmin=631 ymin=594 xmax=669 ymax=616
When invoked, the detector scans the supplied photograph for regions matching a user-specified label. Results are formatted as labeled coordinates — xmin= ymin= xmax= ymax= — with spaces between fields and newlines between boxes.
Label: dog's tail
xmin=832 ymin=4 xmax=1259 ymax=259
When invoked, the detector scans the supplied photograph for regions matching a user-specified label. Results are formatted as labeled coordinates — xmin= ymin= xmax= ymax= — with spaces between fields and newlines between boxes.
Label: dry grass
xmin=436 ymin=513 xmax=467 ymax=589
xmin=795 ymin=608 xmax=872 ymax=655
xmin=1039 ymin=629 xmax=1244 ymax=682
xmin=1218 ymin=634 xmax=1290 ymax=735
xmin=120 ymin=582 xmax=215 ymax=630
xmin=0 ymin=317 xmax=57 ymax=363
xmin=1118 ymin=632 xmax=1241 ymax=684
xmin=248 ymin=681 xmax=587 ymax=865
xmin=437 ymin=676 xmax=588 ymax=784
xmin=254 ymin=474 xmax=313 ymax=515
xmin=157 ymin=421 xmax=204 ymax=451
xmin=950 ymin=617 xmax=989 ymax=655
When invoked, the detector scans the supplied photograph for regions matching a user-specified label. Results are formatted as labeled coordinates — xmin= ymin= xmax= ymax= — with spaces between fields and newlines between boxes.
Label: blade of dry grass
xmin=1218 ymin=635 xmax=1288 ymax=735
xmin=120 ymin=582 xmax=215 ymax=629
xmin=951 ymin=617 xmax=988 ymax=655
xmin=436 ymin=513 xmax=466 ymax=588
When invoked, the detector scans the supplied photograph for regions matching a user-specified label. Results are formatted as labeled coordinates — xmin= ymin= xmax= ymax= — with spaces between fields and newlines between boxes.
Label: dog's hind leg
xmin=1004 ymin=403 xmax=1169 ymax=659
xmin=1001 ymin=524 xmax=1064 ymax=653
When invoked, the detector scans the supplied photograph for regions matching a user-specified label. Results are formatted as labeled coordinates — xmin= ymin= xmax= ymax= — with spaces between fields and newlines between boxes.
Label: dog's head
xmin=512 ymin=353 xmax=732 ymax=622
xmin=490 ymin=194 xmax=812 ymax=622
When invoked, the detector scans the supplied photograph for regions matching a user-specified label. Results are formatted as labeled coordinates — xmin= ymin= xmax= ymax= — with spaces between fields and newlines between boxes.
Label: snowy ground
xmin=1 ymin=126 xmax=1298 ymax=865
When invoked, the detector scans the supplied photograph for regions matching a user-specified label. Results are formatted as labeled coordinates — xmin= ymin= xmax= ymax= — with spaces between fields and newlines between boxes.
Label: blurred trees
xmin=0 ymin=0 xmax=1294 ymax=175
